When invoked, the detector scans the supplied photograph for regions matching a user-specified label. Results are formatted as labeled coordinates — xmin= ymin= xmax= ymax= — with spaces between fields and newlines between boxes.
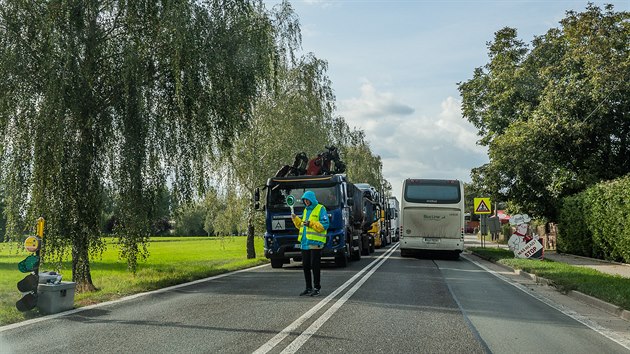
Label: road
xmin=1 ymin=243 xmax=629 ymax=353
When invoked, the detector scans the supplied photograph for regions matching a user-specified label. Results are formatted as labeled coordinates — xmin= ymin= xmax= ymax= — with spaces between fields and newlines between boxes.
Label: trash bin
xmin=37 ymin=282 xmax=76 ymax=314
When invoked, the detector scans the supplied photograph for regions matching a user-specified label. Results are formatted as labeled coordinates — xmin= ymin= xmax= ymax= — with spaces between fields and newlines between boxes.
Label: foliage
xmin=225 ymin=50 xmax=336 ymax=257
xmin=0 ymin=0 xmax=290 ymax=290
xmin=557 ymin=195 xmax=591 ymax=256
xmin=459 ymin=4 xmax=630 ymax=221
xmin=173 ymin=202 xmax=207 ymax=236
xmin=172 ymin=187 xmax=248 ymax=237
xmin=0 ymin=189 xmax=6 ymax=242
xmin=501 ymin=223 xmax=512 ymax=241
xmin=583 ymin=178 xmax=630 ymax=262
xmin=225 ymin=12 xmax=389 ymax=256
xmin=557 ymin=174 xmax=630 ymax=262
xmin=212 ymin=188 xmax=248 ymax=237
xmin=343 ymin=140 xmax=388 ymax=192
xmin=203 ymin=188 xmax=222 ymax=236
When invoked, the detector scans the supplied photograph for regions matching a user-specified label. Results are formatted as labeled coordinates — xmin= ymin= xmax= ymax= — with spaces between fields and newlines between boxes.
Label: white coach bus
xmin=399 ymin=179 xmax=465 ymax=259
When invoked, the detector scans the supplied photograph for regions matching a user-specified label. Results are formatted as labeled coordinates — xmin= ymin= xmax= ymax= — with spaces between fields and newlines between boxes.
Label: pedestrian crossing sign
xmin=474 ymin=198 xmax=492 ymax=214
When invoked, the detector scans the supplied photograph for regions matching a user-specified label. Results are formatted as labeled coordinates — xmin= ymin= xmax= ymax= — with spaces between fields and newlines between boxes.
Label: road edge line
xmin=462 ymin=254 xmax=630 ymax=350
xmin=0 ymin=263 xmax=270 ymax=333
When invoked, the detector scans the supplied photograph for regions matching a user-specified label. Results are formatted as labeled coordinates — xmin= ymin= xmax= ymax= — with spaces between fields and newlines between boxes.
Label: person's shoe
xmin=310 ymin=289 xmax=320 ymax=297
xmin=299 ymin=288 xmax=313 ymax=296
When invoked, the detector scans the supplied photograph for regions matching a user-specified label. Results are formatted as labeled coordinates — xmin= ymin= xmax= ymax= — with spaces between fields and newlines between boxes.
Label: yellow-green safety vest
xmin=298 ymin=204 xmax=327 ymax=243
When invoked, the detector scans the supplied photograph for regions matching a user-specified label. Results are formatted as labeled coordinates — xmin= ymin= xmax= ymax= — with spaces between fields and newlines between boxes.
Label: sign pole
xmin=474 ymin=198 xmax=492 ymax=249
xmin=480 ymin=214 xmax=488 ymax=248
xmin=35 ymin=217 xmax=45 ymax=276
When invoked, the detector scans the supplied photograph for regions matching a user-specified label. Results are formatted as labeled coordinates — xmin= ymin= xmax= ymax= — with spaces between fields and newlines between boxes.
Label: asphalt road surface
xmin=1 ymin=244 xmax=629 ymax=353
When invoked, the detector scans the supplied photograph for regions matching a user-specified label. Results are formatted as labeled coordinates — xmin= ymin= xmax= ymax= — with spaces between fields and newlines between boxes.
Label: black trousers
xmin=301 ymin=249 xmax=322 ymax=290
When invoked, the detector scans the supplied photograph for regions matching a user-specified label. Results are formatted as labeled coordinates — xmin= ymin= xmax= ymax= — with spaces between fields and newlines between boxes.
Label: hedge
xmin=558 ymin=174 xmax=630 ymax=263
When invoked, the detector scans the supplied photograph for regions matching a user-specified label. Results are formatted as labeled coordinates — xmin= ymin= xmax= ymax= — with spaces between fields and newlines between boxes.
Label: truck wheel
xmin=361 ymin=236 xmax=370 ymax=256
xmin=335 ymin=254 xmax=348 ymax=267
xmin=270 ymin=259 xmax=284 ymax=268
xmin=351 ymin=249 xmax=361 ymax=261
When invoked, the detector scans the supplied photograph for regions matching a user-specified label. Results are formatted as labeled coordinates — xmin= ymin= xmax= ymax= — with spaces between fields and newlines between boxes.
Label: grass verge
xmin=469 ymin=247 xmax=630 ymax=311
xmin=0 ymin=236 xmax=266 ymax=326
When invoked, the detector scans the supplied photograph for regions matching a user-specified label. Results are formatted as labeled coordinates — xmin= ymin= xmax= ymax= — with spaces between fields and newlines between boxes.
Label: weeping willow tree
xmin=227 ymin=51 xmax=339 ymax=258
xmin=227 ymin=40 xmax=390 ymax=258
xmin=0 ymin=0 xmax=294 ymax=291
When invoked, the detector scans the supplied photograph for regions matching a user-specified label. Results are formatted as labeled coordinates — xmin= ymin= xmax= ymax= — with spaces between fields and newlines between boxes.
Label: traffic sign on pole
xmin=474 ymin=198 xmax=492 ymax=215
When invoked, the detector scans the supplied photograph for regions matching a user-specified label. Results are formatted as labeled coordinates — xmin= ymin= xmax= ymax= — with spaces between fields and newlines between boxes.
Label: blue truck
xmin=256 ymin=174 xmax=373 ymax=268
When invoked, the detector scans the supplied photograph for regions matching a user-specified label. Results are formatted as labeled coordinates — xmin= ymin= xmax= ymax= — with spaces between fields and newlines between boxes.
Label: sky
xmin=263 ymin=0 xmax=628 ymax=202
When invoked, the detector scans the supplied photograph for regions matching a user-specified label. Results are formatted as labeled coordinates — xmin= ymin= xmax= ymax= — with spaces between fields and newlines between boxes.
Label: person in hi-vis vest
xmin=291 ymin=190 xmax=329 ymax=297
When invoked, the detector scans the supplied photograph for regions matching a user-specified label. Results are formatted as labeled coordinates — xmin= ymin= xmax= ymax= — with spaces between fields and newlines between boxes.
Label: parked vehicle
xmin=354 ymin=183 xmax=380 ymax=252
xmin=400 ymin=179 xmax=465 ymax=259
xmin=255 ymin=147 xmax=391 ymax=268
xmin=388 ymin=196 xmax=400 ymax=242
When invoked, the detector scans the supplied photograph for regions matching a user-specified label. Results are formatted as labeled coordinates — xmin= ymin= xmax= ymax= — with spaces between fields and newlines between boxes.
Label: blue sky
xmin=264 ymin=0 xmax=628 ymax=200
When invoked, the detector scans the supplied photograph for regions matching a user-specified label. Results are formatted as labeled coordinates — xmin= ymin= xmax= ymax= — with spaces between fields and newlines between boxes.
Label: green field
xmin=0 ymin=236 xmax=266 ymax=326
xmin=469 ymin=247 xmax=630 ymax=311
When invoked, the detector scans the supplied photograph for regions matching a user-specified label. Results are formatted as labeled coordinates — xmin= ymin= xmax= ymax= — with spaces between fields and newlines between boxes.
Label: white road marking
xmin=463 ymin=254 xmax=630 ymax=350
xmin=0 ymin=263 xmax=270 ymax=333
xmin=253 ymin=244 xmax=399 ymax=354
xmin=280 ymin=244 xmax=399 ymax=354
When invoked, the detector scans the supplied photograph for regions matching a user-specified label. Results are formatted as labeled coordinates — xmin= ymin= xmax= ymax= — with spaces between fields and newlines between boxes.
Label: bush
xmin=557 ymin=194 xmax=592 ymax=256
xmin=501 ymin=223 xmax=512 ymax=241
xmin=558 ymin=174 xmax=630 ymax=262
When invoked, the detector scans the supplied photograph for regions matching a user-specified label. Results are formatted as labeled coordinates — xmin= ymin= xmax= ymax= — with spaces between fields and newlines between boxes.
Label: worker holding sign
xmin=291 ymin=191 xmax=329 ymax=297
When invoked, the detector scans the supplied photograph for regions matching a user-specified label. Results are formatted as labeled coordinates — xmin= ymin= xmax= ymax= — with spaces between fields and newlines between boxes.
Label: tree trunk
xmin=246 ymin=209 xmax=256 ymax=259
xmin=72 ymin=235 xmax=96 ymax=292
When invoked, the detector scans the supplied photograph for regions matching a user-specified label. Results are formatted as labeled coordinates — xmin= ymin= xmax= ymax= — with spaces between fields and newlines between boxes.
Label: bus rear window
xmin=404 ymin=184 xmax=461 ymax=204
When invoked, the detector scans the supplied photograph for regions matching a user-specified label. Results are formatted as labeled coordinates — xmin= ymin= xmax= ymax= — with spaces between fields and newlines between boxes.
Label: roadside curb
xmin=552 ymin=252 xmax=630 ymax=268
xmin=470 ymin=251 xmax=630 ymax=322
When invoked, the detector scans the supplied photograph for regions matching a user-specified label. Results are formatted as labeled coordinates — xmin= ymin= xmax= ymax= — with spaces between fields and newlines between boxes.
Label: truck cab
xmin=261 ymin=174 xmax=356 ymax=268
xmin=353 ymin=183 xmax=380 ymax=254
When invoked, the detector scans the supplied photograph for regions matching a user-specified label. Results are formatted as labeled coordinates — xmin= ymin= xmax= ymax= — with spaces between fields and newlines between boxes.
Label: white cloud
xmin=302 ymin=0 xmax=336 ymax=8
xmin=338 ymin=80 xmax=414 ymax=141
xmin=338 ymin=82 xmax=488 ymax=201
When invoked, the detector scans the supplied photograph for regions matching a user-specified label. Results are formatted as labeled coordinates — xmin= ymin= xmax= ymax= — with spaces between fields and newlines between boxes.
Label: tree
xmin=226 ymin=51 xmax=338 ymax=257
xmin=459 ymin=4 xmax=629 ymax=220
xmin=343 ymin=140 xmax=387 ymax=191
xmin=213 ymin=188 xmax=247 ymax=237
xmin=203 ymin=188 xmax=221 ymax=236
xmin=0 ymin=0 xmax=285 ymax=291
xmin=173 ymin=202 xmax=207 ymax=236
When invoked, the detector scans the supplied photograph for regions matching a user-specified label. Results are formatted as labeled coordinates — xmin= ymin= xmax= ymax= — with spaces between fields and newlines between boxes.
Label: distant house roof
xmin=497 ymin=210 xmax=510 ymax=220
